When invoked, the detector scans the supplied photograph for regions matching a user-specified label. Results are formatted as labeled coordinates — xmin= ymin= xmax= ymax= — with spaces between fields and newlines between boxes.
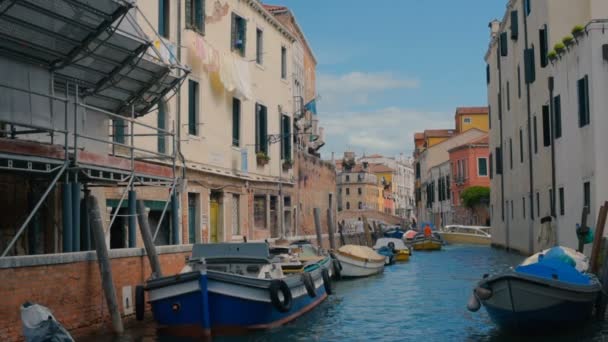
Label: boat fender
xmin=466 ymin=293 xmax=481 ymax=312
xmin=322 ymin=268 xmax=333 ymax=295
xmin=301 ymin=272 xmax=317 ymax=298
xmin=332 ymin=259 xmax=342 ymax=280
xmin=269 ymin=280 xmax=293 ymax=313
xmin=474 ymin=287 xmax=493 ymax=300
xmin=388 ymin=242 xmax=396 ymax=252
xmin=135 ymin=285 xmax=145 ymax=321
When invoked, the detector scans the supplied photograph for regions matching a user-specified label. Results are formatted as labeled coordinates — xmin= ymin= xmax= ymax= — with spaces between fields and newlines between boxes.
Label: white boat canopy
xmin=373 ymin=238 xmax=407 ymax=250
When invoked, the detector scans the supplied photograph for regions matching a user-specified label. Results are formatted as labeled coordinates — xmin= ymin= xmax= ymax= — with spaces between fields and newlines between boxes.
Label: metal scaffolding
xmin=0 ymin=0 xmax=189 ymax=257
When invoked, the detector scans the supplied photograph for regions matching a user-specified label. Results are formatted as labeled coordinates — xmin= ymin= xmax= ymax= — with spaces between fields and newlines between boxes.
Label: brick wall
xmin=295 ymin=152 xmax=337 ymax=237
xmin=0 ymin=247 xmax=191 ymax=342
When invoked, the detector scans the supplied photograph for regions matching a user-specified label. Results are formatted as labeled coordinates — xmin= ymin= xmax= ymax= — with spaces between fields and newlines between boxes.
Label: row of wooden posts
xmin=311 ymin=208 xmax=385 ymax=250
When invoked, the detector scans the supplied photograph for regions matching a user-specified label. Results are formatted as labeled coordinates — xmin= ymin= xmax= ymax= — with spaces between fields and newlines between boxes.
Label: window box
xmin=256 ymin=152 xmax=270 ymax=166
xmin=282 ymin=159 xmax=293 ymax=171
xmin=548 ymin=50 xmax=558 ymax=62
xmin=572 ymin=25 xmax=585 ymax=40
xmin=562 ymin=36 xmax=574 ymax=48
xmin=554 ymin=42 xmax=565 ymax=55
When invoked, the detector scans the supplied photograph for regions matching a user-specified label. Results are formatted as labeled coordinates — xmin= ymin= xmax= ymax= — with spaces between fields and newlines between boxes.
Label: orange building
xmin=448 ymin=135 xmax=490 ymax=225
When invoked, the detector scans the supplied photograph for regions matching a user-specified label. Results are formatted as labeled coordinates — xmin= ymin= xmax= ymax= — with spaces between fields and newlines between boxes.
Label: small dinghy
xmin=335 ymin=245 xmax=385 ymax=277
xmin=376 ymin=246 xmax=395 ymax=265
xmin=410 ymin=232 xmax=443 ymax=251
xmin=374 ymin=237 xmax=411 ymax=262
xmin=468 ymin=246 xmax=602 ymax=331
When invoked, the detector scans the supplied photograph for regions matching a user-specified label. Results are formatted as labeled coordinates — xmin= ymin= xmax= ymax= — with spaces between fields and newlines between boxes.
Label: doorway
xmin=210 ymin=191 xmax=222 ymax=243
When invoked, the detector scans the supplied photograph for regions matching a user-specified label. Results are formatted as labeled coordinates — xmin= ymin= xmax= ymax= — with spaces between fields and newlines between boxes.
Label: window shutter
xmin=497 ymin=92 xmax=502 ymax=120
xmin=255 ymin=104 xmax=260 ymax=153
xmin=542 ymin=105 xmax=551 ymax=146
xmin=188 ymin=80 xmax=196 ymax=135
xmin=554 ymin=95 xmax=562 ymax=138
xmin=185 ymin=0 xmax=192 ymax=28
xmin=489 ymin=153 xmax=494 ymax=179
xmin=510 ymin=11 xmax=519 ymax=40
xmin=158 ymin=0 xmax=166 ymax=36
xmin=240 ymin=18 xmax=247 ymax=56
xmin=524 ymin=48 xmax=536 ymax=84
xmin=114 ymin=119 xmax=125 ymax=144
xmin=533 ymin=115 xmax=538 ymax=153
xmin=260 ymin=106 xmax=268 ymax=154
xmin=584 ymin=75 xmax=590 ymax=126
xmin=280 ymin=114 xmax=285 ymax=159
xmin=157 ymin=103 xmax=166 ymax=153
xmin=495 ymin=147 xmax=503 ymax=174
xmin=230 ymin=13 xmax=236 ymax=51
xmin=500 ymin=32 xmax=508 ymax=57
xmin=539 ymin=26 xmax=548 ymax=68
xmin=232 ymin=98 xmax=240 ymax=146
xmin=486 ymin=64 xmax=490 ymax=84
xmin=195 ymin=0 xmax=204 ymax=33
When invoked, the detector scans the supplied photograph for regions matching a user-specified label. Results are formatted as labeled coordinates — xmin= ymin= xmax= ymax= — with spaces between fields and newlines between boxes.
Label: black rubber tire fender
xmin=269 ymin=280 xmax=293 ymax=313
xmin=301 ymin=272 xmax=316 ymax=298
xmin=332 ymin=258 xmax=342 ymax=280
xmin=135 ymin=285 xmax=145 ymax=321
xmin=322 ymin=268 xmax=333 ymax=295
xmin=388 ymin=241 xmax=396 ymax=252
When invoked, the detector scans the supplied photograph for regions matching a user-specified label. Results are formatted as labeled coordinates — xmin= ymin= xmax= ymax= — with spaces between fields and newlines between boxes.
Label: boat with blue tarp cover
xmin=143 ymin=243 xmax=333 ymax=336
xmin=468 ymin=246 xmax=602 ymax=331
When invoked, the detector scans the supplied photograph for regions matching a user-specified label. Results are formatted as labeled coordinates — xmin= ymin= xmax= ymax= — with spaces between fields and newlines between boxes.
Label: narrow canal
xmin=83 ymin=245 xmax=608 ymax=341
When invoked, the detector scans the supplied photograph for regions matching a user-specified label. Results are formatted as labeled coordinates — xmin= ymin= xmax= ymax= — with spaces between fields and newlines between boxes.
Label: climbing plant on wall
xmin=460 ymin=186 xmax=490 ymax=209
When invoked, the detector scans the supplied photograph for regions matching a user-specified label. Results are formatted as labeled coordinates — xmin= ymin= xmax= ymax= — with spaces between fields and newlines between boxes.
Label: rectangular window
xmin=281 ymin=46 xmax=287 ymax=79
xmin=188 ymin=80 xmax=199 ymax=135
xmin=500 ymin=32 xmax=508 ymax=57
xmin=113 ymin=119 xmax=125 ymax=144
xmin=232 ymin=98 xmax=241 ymax=147
xmin=255 ymin=104 xmax=268 ymax=154
xmin=188 ymin=193 xmax=199 ymax=244
xmin=346 ymin=188 xmax=350 ymax=195
xmin=519 ymin=129 xmax=524 ymax=163
xmin=254 ymin=195 xmax=267 ymax=229
xmin=554 ymin=95 xmax=562 ymax=138
xmin=511 ymin=10 xmax=519 ymax=40
xmin=231 ymin=13 xmax=247 ymax=56
xmin=509 ymin=138 xmax=513 ymax=170
xmin=486 ymin=64 xmax=490 ymax=84
xmin=517 ymin=66 xmax=522 ymax=98
xmin=446 ymin=176 xmax=450 ymax=199
xmin=478 ymin=158 xmax=488 ymax=176
xmin=539 ymin=26 xmax=549 ymax=68
xmin=533 ymin=115 xmax=538 ymax=153
xmin=495 ymin=147 xmax=503 ymax=174
xmin=584 ymin=182 xmax=591 ymax=211
xmin=232 ymin=194 xmax=240 ymax=235
xmin=536 ymin=192 xmax=540 ymax=217
xmin=281 ymin=114 xmax=291 ymax=160
xmin=507 ymin=82 xmax=511 ymax=111
xmin=559 ymin=187 xmax=565 ymax=216
xmin=524 ymin=47 xmax=536 ymax=84
xmin=464 ymin=117 xmax=472 ymax=124
xmin=157 ymin=102 xmax=166 ymax=153
xmin=549 ymin=189 xmax=554 ymax=216
xmin=542 ymin=105 xmax=551 ymax=147
xmin=185 ymin=0 xmax=204 ymax=33
xmin=158 ymin=0 xmax=170 ymax=38
xmin=578 ymin=76 xmax=590 ymax=127
xmin=358 ymin=188 xmax=362 ymax=195
xmin=256 ymin=28 xmax=263 ymax=64
xmin=497 ymin=92 xmax=502 ymax=120
xmin=524 ymin=0 xmax=531 ymax=16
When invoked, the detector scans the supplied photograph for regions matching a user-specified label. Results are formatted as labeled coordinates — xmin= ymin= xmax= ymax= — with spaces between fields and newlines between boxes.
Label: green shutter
xmin=539 ymin=27 xmax=548 ymax=68
xmin=286 ymin=116 xmax=291 ymax=160
xmin=261 ymin=106 xmax=267 ymax=154
xmin=158 ymin=0 xmax=165 ymax=37
xmin=157 ymin=102 xmax=166 ymax=153
xmin=114 ymin=119 xmax=125 ymax=144
xmin=500 ymin=32 xmax=508 ymax=57
xmin=195 ymin=0 xmax=204 ymax=33
xmin=255 ymin=104 xmax=260 ymax=153
xmin=232 ymin=98 xmax=240 ymax=147
xmin=554 ymin=95 xmax=562 ymax=138
xmin=185 ymin=0 xmax=192 ymax=28
xmin=524 ymin=48 xmax=536 ymax=84
xmin=542 ymin=105 xmax=551 ymax=146
xmin=188 ymin=80 xmax=197 ymax=135
xmin=510 ymin=11 xmax=519 ymax=40
xmin=240 ymin=17 xmax=247 ymax=56
xmin=231 ymin=13 xmax=236 ymax=51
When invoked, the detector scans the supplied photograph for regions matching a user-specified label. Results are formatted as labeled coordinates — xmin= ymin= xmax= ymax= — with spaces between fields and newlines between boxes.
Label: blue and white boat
xmin=143 ymin=243 xmax=332 ymax=336
xmin=468 ymin=246 xmax=602 ymax=331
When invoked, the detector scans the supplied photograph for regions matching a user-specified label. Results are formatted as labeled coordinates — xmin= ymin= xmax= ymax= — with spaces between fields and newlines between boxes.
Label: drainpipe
xmin=523 ymin=1 xmax=536 ymax=254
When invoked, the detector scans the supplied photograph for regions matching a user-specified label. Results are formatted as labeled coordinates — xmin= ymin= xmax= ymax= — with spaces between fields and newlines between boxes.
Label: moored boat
xmin=335 ymin=245 xmax=385 ymax=277
xmin=376 ymin=246 xmax=395 ymax=265
xmin=439 ymin=225 xmax=491 ymax=245
xmin=373 ymin=237 xmax=411 ymax=262
xmin=468 ymin=246 xmax=601 ymax=331
xmin=143 ymin=243 xmax=333 ymax=336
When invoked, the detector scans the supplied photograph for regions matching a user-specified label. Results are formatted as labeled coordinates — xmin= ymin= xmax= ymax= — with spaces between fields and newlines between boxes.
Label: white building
xmin=486 ymin=0 xmax=608 ymax=254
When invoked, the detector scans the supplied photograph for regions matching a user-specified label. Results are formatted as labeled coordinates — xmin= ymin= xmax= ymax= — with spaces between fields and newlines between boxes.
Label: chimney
xmin=489 ymin=19 xmax=501 ymax=39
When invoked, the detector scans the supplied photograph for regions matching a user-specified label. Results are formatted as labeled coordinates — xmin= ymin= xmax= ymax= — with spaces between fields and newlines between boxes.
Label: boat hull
xmin=394 ymin=250 xmax=410 ymax=262
xmin=147 ymin=268 xmax=329 ymax=335
xmin=440 ymin=232 xmax=490 ymax=245
xmin=411 ymin=239 xmax=442 ymax=251
xmin=336 ymin=253 xmax=384 ymax=277
xmin=479 ymin=272 xmax=601 ymax=330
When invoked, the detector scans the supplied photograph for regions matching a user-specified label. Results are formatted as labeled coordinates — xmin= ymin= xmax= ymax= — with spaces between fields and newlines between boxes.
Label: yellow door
xmin=210 ymin=200 xmax=219 ymax=243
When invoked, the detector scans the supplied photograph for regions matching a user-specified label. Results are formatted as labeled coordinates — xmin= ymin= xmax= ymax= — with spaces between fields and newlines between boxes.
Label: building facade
xmin=486 ymin=0 xmax=608 ymax=253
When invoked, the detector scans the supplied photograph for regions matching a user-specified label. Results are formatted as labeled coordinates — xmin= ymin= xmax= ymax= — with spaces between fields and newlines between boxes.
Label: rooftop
xmin=455 ymin=107 xmax=489 ymax=116
xmin=424 ymin=129 xmax=456 ymax=138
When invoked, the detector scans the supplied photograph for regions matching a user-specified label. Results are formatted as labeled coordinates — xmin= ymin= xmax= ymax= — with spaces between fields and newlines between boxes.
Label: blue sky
xmin=268 ymin=0 xmax=506 ymax=158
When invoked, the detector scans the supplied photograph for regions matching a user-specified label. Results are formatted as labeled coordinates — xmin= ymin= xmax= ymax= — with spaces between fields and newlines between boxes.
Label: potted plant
xmin=554 ymin=42 xmax=566 ymax=55
xmin=572 ymin=25 xmax=585 ymax=39
xmin=282 ymin=159 xmax=293 ymax=171
xmin=547 ymin=50 xmax=558 ymax=62
xmin=256 ymin=152 xmax=270 ymax=166
xmin=562 ymin=35 xmax=574 ymax=48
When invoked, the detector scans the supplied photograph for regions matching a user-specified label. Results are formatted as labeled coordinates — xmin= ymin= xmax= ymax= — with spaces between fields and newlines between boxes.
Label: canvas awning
xmin=0 ymin=0 xmax=188 ymax=116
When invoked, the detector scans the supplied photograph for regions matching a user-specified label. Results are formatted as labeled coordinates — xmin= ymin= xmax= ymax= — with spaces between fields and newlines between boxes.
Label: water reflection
xmin=82 ymin=245 xmax=608 ymax=342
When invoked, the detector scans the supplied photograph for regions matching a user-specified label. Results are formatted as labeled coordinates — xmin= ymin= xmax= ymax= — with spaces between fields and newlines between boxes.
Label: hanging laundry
xmin=232 ymin=57 xmax=253 ymax=101
xmin=219 ymin=51 xmax=235 ymax=93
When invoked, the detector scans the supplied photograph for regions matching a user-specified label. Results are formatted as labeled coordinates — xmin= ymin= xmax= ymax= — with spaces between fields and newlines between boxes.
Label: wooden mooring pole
xmin=590 ymin=203 xmax=608 ymax=274
xmin=577 ymin=207 xmax=589 ymax=253
xmin=88 ymin=195 xmax=124 ymax=334
xmin=362 ymin=216 xmax=372 ymax=247
xmin=313 ymin=208 xmax=323 ymax=249
xmin=327 ymin=209 xmax=336 ymax=250
xmin=136 ymin=200 xmax=163 ymax=279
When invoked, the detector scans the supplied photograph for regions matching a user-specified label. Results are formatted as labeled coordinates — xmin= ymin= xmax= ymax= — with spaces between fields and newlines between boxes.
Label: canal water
xmin=82 ymin=245 xmax=608 ymax=341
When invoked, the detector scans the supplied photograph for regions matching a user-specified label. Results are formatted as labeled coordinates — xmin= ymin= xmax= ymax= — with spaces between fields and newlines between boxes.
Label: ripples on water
xmin=82 ymin=245 xmax=608 ymax=342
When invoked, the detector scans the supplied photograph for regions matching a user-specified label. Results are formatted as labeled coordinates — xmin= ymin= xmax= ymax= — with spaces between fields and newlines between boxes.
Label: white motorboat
xmin=440 ymin=225 xmax=491 ymax=245
xmin=335 ymin=245 xmax=385 ymax=277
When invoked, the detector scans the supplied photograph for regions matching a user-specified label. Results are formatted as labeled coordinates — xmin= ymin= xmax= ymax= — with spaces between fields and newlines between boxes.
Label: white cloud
xmin=319 ymin=107 xmax=453 ymax=158
xmin=317 ymin=72 xmax=419 ymax=109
